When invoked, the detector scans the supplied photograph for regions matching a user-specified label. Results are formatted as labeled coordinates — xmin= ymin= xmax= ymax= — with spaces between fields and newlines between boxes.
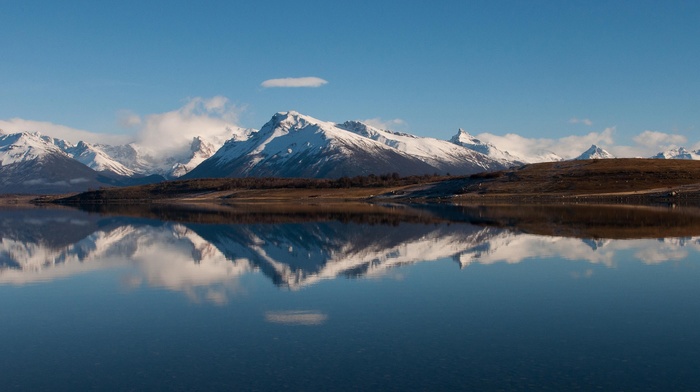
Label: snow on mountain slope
xmin=63 ymin=141 xmax=136 ymax=176
xmin=186 ymin=111 xmax=507 ymax=179
xmin=449 ymin=129 xmax=524 ymax=166
xmin=0 ymin=132 xmax=67 ymax=166
xmin=574 ymin=144 xmax=615 ymax=160
xmin=652 ymin=147 xmax=700 ymax=160
xmin=94 ymin=126 xmax=254 ymax=179
xmin=339 ymin=121 xmax=510 ymax=172
xmin=0 ymin=132 xmax=108 ymax=193
xmin=520 ymin=150 xmax=564 ymax=163
xmin=169 ymin=137 xmax=218 ymax=178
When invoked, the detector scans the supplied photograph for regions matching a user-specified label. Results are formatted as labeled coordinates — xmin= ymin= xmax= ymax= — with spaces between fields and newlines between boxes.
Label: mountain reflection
xmin=2 ymin=205 xmax=700 ymax=299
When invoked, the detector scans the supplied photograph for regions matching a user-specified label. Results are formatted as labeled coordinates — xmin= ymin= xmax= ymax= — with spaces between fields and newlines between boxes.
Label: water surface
xmin=2 ymin=204 xmax=700 ymax=391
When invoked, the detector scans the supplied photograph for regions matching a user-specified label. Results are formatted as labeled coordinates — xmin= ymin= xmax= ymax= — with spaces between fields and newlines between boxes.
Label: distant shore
xmin=8 ymin=158 xmax=700 ymax=207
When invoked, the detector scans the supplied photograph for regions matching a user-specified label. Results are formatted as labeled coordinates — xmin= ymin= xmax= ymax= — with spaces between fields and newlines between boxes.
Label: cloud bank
xmin=632 ymin=130 xmax=687 ymax=150
xmin=475 ymin=127 xmax=699 ymax=160
xmin=0 ymin=97 xmax=247 ymax=159
xmin=127 ymin=96 xmax=246 ymax=157
xmin=261 ymin=77 xmax=328 ymax=88
xmin=477 ymin=128 xmax=615 ymax=160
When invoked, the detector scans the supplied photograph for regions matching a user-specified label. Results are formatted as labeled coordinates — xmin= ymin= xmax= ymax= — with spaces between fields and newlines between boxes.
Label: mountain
xmin=0 ymin=132 xmax=107 ymax=193
xmin=574 ymin=145 xmax=615 ymax=160
xmin=185 ymin=111 xmax=510 ymax=179
xmin=339 ymin=121 xmax=512 ymax=171
xmin=449 ymin=129 xmax=524 ymax=165
xmin=652 ymin=147 xmax=700 ymax=160
xmin=95 ymin=126 xmax=253 ymax=179
xmin=62 ymin=141 xmax=136 ymax=176
xmin=169 ymin=137 xmax=218 ymax=178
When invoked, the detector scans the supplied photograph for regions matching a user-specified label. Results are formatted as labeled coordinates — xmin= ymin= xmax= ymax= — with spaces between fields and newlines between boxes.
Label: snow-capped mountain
xmin=0 ymin=132 xmax=107 ymax=193
xmin=2 ymin=111 xmax=613 ymax=193
xmin=185 ymin=111 xmax=510 ymax=179
xmin=449 ymin=129 xmax=524 ymax=166
xmin=574 ymin=144 xmax=615 ymax=160
xmin=62 ymin=141 xmax=136 ymax=176
xmin=339 ymin=121 xmax=512 ymax=171
xmin=518 ymin=150 xmax=563 ymax=163
xmin=94 ymin=126 xmax=254 ymax=179
xmin=0 ymin=132 xmax=66 ymax=166
xmin=652 ymin=147 xmax=700 ymax=160
xmin=169 ymin=137 xmax=218 ymax=178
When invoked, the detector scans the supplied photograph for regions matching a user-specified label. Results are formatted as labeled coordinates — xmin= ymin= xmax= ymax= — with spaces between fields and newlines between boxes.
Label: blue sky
xmin=1 ymin=0 xmax=698 ymax=158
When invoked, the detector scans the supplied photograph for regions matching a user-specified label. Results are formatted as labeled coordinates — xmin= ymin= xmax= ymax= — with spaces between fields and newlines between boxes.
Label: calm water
xmin=1 ymin=205 xmax=700 ymax=391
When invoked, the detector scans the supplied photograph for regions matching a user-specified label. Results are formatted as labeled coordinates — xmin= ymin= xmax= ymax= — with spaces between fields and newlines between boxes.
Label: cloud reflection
xmin=2 ymin=209 xmax=700 ymax=300
xmin=265 ymin=311 xmax=328 ymax=326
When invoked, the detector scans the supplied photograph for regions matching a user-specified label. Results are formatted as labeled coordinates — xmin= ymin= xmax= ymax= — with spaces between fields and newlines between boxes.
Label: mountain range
xmin=0 ymin=111 xmax=695 ymax=193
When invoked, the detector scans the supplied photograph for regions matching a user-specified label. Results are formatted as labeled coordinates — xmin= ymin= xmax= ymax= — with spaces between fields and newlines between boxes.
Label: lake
xmin=2 ymin=204 xmax=700 ymax=391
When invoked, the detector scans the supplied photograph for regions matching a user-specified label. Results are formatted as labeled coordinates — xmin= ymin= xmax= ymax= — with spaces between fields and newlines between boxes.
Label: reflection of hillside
xmin=433 ymin=204 xmax=700 ymax=239
xmin=72 ymin=202 xmax=449 ymax=225
xmin=1 ymin=207 xmax=700 ymax=298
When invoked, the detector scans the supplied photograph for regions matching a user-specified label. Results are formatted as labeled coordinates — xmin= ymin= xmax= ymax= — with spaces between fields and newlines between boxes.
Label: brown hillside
xmin=448 ymin=159 xmax=700 ymax=203
xmin=378 ymin=159 xmax=700 ymax=204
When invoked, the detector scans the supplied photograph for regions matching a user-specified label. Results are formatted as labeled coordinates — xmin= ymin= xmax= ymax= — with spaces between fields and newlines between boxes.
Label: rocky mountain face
xmin=449 ymin=129 xmax=525 ymax=165
xmin=0 ymin=132 xmax=108 ymax=193
xmin=185 ymin=112 xmax=512 ymax=179
xmin=1 ymin=112 xmax=699 ymax=194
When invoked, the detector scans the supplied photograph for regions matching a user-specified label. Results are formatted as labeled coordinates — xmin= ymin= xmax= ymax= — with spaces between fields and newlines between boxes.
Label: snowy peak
xmin=575 ymin=145 xmax=615 ymax=160
xmin=0 ymin=132 xmax=108 ymax=194
xmin=169 ymin=137 xmax=218 ymax=178
xmin=337 ymin=121 xmax=508 ymax=170
xmin=450 ymin=129 xmax=484 ymax=150
xmin=0 ymin=132 xmax=68 ymax=166
xmin=63 ymin=141 xmax=136 ymax=176
xmin=653 ymin=147 xmax=700 ymax=160
xmin=268 ymin=110 xmax=320 ymax=130
xmin=450 ymin=128 xmax=523 ymax=165
xmin=190 ymin=136 xmax=215 ymax=156
xmin=186 ymin=112 xmax=511 ymax=179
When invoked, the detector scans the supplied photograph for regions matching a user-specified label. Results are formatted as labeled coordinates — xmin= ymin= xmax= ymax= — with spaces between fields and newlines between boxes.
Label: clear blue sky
xmin=1 ymin=0 xmax=698 ymax=156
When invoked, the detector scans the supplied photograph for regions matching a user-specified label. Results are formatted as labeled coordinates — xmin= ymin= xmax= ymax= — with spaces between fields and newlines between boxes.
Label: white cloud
xmin=632 ymin=130 xmax=686 ymax=150
xmin=117 ymin=110 xmax=142 ymax=128
xmin=0 ymin=118 xmax=131 ymax=145
xmin=477 ymin=127 xmax=615 ymax=160
xmin=606 ymin=130 xmax=689 ymax=158
xmin=130 ymin=96 xmax=246 ymax=157
xmin=261 ymin=76 xmax=328 ymax=88
xmin=477 ymin=127 xmax=693 ymax=160
xmin=361 ymin=117 xmax=406 ymax=130
xmin=569 ymin=117 xmax=593 ymax=126
xmin=0 ymin=97 xmax=247 ymax=159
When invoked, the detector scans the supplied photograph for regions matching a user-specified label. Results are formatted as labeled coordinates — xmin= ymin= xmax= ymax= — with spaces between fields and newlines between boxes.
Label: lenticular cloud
xmin=261 ymin=77 xmax=328 ymax=88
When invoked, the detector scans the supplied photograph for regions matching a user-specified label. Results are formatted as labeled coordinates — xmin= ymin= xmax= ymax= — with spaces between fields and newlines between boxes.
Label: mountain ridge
xmin=185 ymin=111 xmax=511 ymax=179
xmin=2 ymin=112 xmax=700 ymax=194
